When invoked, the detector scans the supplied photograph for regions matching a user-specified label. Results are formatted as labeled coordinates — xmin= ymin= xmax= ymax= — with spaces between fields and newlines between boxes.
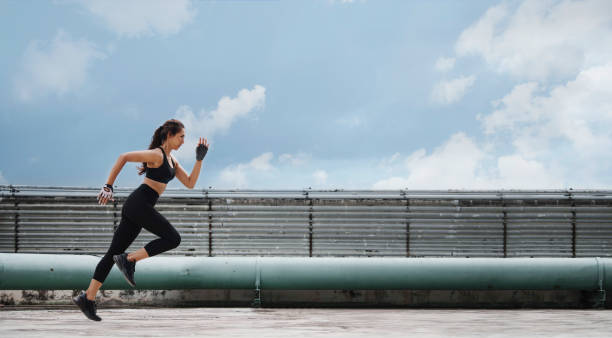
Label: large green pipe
xmin=0 ymin=254 xmax=610 ymax=292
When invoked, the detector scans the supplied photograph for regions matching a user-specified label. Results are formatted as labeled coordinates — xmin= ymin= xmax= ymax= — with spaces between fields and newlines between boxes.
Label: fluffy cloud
xmin=174 ymin=85 xmax=266 ymax=161
xmin=374 ymin=133 xmax=486 ymax=189
xmin=381 ymin=62 xmax=612 ymax=189
xmin=219 ymin=152 xmax=275 ymax=189
xmin=373 ymin=0 xmax=610 ymax=190
xmin=495 ymin=155 xmax=561 ymax=188
xmin=431 ymin=75 xmax=475 ymax=104
xmin=455 ymin=0 xmax=612 ymax=81
xmin=14 ymin=30 xmax=106 ymax=102
xmin=372 ymin=133 xmax=563 ymax=190
xmin=0 ymin=171 xmax=8 ymax=185
xmin=480 ymin=63 xmax=612 ymax=159
xmin=75 ymin=0 xmax=196 ymax=38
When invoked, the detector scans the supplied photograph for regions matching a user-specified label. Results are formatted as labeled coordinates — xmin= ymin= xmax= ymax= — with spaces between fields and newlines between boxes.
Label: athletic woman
xmin=73 ymin=119 xmax=209 ymax=321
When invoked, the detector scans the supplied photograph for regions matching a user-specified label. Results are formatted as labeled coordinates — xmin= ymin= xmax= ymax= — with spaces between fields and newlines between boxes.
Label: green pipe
xmin=0 ymin=254 xmax=610 ymax=292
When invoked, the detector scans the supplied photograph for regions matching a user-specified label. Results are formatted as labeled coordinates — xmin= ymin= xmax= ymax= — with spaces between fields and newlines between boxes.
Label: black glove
xmin=196 ymin=144 xmax=208 ymax=161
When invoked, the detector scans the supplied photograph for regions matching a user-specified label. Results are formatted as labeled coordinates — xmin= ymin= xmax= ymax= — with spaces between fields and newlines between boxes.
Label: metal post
xmin=11 ymin=185 xmax=19 ymax=253
xmin=403 ymin=190 xmax=410 ymax=257
xmin=566 ymin=189 xmax=577 ymax=257
xmin=208 ymin=199 xmax=213 ymax=257
xmin=502 ymin=208 xmax=507 ymax=258
xmin=305 ymin=190 xmax=313 ymax=258
xmin=14 ymin=202 xmax=19 ymax=253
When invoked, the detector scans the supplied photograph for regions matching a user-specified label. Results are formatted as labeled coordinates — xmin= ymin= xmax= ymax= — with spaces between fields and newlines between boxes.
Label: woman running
xmin=73 ymin=119 xmax=209 ymax=321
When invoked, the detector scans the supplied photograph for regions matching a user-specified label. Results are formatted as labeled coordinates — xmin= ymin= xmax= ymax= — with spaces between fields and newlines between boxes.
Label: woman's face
xmin=168 ymin=129 xmax=185 ymax=150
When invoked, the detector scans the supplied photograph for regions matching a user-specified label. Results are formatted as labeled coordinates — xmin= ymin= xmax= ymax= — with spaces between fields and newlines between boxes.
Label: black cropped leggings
xmin=93 ymin=184 xmax=181 ymax=283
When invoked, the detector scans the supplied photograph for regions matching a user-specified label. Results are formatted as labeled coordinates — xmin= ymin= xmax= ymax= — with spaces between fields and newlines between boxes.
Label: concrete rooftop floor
xmin=1 ymin=307 xmax=612 ymax=337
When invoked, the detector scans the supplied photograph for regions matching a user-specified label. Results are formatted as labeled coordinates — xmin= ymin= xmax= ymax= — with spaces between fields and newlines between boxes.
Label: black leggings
xmin=93 ymin=184 xmax=181 ymax=283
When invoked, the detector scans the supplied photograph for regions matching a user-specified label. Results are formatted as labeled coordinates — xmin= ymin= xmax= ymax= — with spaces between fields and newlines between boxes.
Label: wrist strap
xmin=104 ymin=184 xmax=113 ymax=192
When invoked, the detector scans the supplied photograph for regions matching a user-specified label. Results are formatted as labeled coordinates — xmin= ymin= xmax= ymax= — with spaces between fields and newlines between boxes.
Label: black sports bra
xmin=145 ymin=147 xmax=175 ymax=184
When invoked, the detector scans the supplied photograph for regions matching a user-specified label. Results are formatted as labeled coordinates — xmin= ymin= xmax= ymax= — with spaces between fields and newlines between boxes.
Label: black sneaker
xmin=113 ymin=253 xmax=136 ymax=287
xmin=72 ymin=291 xmax=102 ymax=321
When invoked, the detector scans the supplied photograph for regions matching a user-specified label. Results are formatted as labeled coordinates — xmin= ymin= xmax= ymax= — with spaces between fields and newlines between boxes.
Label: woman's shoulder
xmin=169 ymin=153 xmax=178 ymax=166
xmin=122 ymin=148 xmax=162 ymax=163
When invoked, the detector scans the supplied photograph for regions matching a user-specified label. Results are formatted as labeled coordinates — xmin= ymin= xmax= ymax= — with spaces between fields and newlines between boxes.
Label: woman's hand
xmin=196 ymin=137 xmax=209 ymax=161
xmin=97 ymin=184 xmax=114 ymax=205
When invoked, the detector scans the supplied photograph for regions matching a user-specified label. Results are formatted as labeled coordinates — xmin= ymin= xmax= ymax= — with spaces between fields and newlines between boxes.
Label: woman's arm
xmin=188 ymin=160 xmax=203 ymax=189
xmin=105 ymin=149 xmax=160 ymax=186
xmin=174 ymin=138 xmax=209 ymax=189
xmin=98 ymin=149 xmax=161 ymax=205
xmin=105 ymin=155 xmax=127 ymax=186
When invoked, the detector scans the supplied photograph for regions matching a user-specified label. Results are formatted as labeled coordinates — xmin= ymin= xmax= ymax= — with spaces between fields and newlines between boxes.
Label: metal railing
xmin=1 ymin=185 xmax=612 ymax=257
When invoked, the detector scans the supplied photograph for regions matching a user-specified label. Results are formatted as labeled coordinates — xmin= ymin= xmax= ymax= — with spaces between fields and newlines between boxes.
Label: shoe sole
xmin=113 ymin=255 xmax=136 ymax=287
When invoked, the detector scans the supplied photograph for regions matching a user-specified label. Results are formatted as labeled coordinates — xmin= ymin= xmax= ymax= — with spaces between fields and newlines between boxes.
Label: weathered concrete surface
xmin=1 ymin=289 xmax=603 ymax=308
xmin=1 ymin=308 xmax=612 ymax=337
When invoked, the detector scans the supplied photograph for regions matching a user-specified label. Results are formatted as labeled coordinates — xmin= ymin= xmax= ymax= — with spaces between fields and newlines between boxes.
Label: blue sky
xmin=1 ymin=0 xmax=612 ymax=190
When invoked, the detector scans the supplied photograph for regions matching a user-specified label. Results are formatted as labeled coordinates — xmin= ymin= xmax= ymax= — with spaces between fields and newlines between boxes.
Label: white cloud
xmin=219 ymin=152 xmax=275 ymax=189
xmin=434 ymin=57 xmax=455 ymax=72
xmin=496 ymin=155 xmax=561 ymax=188
xmin=75 ymin=0 xmax=196 ymax=38
xmin=373 ymin=133 xmax=485 ymax=189
xmin=455 ymin=0 xmax=612 ymax=81
xmin=480 ymin=82 xmax=542 ymax=135
xmin=174 ymin=85 xmax=266 ymax=161
xmin=250 ymin=152 xmax=274 ymax=171
xmin=431 ymin=75 xmax=475 ymax=104
xmin=375 ymin=62 xmax=612 ymax=189
xmin=14 ymin=30 xmax=106 ymax=102
xmin=219 ymin=166 xmax=248 ymax=189
xmin=372 ymin=133 xmax=563 ymax=190
xmin=480 ymin=63 xmax=612 ymax=159
xmin=0 ymin=171 xmax=8 ymax=185
xmin=402 ymin=133 xmax=486 ymax=189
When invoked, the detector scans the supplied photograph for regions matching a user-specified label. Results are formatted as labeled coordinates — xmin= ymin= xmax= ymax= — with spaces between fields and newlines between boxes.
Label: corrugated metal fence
xmin=1 ymin=185 xmax=612 ymax=257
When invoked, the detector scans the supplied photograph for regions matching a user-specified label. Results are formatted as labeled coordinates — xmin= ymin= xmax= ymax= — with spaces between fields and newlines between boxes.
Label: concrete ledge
xmin=0 ymin=289 xmax=607 ymax=309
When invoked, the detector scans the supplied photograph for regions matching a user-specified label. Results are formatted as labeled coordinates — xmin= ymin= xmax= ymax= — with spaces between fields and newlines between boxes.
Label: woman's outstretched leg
xmin=88 ymin=215 xmax=142 ymax=295
xmin=74 ymin=215 xmax=142 ymax=320
xmin=85 ymin=279 xmax=102 ymax=301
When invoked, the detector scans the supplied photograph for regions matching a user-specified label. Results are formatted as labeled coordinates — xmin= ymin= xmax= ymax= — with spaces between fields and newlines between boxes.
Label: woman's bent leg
xmin=142 ymin=208 xmax=181 ymax=257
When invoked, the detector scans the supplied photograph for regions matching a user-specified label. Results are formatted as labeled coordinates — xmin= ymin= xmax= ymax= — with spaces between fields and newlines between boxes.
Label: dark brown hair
xmin=137 ymin=119 xmax=185 ymax=175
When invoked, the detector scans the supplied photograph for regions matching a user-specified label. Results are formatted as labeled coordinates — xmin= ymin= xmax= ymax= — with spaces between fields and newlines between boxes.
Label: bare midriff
xmin=143 ymin=177 xmax=167 ymax=196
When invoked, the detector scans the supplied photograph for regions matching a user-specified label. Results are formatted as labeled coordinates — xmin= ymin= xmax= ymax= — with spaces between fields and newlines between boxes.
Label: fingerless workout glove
xmin=97 ymin=184 xmax=114 ymax=204
xmin=196 ymin=144 xmax=208 ymax=161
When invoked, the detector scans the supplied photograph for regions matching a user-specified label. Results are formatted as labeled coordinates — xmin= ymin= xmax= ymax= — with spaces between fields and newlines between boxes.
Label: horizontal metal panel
xmin=2 ymin=185 xmax=612 ymax=257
